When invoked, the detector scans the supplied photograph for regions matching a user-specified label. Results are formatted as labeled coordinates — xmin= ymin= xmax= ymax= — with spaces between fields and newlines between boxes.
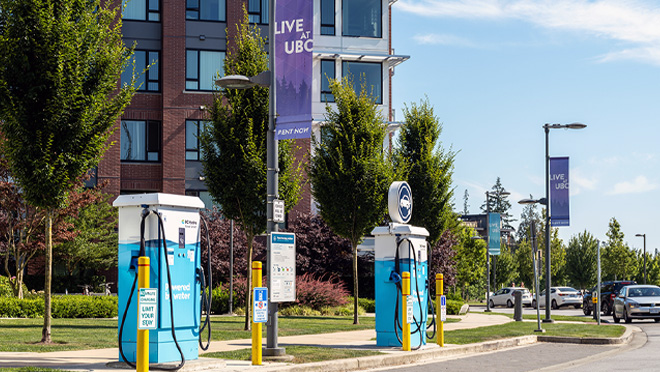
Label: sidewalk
xmin=0 ymin=313 xmax=632 ymax=372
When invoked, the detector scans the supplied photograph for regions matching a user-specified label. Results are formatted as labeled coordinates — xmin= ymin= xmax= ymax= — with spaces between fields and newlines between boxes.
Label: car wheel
xmin=583 ymin=303 xmax=591 ymax=316
xmin=489 ymin=300 xmax=495 ymax=309
xmin=551 ymin=299 xmax=558 ymax=310
xmin=613 ymin=311 xmax=620 ymax=323
xmin=507 ymin=300 xmax=513 ymax=308
xmin=602 ymin=302 xmax=611 ymax=316
xmin=624 ymin=309 xmax=632 ymax=324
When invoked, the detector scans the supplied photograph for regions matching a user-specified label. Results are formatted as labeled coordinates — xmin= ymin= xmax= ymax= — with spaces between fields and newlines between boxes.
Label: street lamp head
xmin=543 ymin=122 xmax=587 ymax=130
xmin=518 ymin=197 xmax=547 ymax=205
xmin=636 ymin=233 xmax=646 ymax=237
xmin=215 ymin=75 xmax=256 ymax=89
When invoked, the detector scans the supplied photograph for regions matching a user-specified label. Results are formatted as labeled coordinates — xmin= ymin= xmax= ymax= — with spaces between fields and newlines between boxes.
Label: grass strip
xmin=0 ymin=368 xmax=72 ymax=372
xmin=485 ymin=311 xmax=597 ymax=323
xmin=429 ymin=322 xmax=625 ymax=344
xmin=204 ymin=345 xmax=383 ymax=363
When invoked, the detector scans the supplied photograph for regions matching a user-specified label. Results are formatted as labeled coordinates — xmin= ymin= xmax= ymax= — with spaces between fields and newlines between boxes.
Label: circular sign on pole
xmin=388 ymin=181 xmax=413 ymax=224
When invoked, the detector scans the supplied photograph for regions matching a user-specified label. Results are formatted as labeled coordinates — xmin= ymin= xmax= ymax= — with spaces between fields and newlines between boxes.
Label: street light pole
xmin=518 ymin=196 xmax=547 ymax=331
xmin=636 ymin=234 xmax=647 ymax=284
xmin=542 ymin=123 xmax=586 ymax=323
xmin=485 ymin=192 xmax=491 ymax=312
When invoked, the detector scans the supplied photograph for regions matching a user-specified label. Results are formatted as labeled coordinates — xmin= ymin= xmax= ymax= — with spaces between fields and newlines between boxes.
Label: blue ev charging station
xmin=372 ymin=182 xmax=430 ymax=348
xmin=114 ymin=193 xmax=205 ymax=364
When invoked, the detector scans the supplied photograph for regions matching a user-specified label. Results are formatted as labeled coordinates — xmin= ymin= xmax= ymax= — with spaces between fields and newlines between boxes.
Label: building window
xmin=121 ymin=50 xmax=160 ymax=92
xmin=186 ymin=0 xmax=226 ymax=21
xmin=321 ymin=60 xmax=335 ymax=103
xmin=186 ymin=120 xmax=209 ymax=161
xmin=343 ymin=61 xmax=382 ymax=104
xmin=343 ymin=0 xmax=381 ymax=38
xmin=120 ymin=120 xmax=161 ymax=162
xmin=123 ymin=0 xmax=160 ymax=22
xmin=186 ymin=50 xmax=225 ymax=91
xmin=248 ymin=0 xmax=269 ymax=24
xmin=320 ymin=0 xmax=335 ymax=35
xmin=186 ymin=190 xmax=219 ymax=210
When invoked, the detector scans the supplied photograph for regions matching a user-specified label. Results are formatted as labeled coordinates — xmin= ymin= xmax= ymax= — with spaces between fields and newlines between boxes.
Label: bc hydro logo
xmin=388 ymin=181 xmax=413 ymax=224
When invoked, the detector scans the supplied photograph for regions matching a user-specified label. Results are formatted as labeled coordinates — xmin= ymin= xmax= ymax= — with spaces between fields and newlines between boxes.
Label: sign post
xmin=252 ymin=262 xmax=264 ymax=365
xmin=402 ymin=272 xmax=411 ymax=351
xmin=136 ymin=257 xmax=153 ymax=372
xmin=436 ymin=273 xmax=445 ymax=347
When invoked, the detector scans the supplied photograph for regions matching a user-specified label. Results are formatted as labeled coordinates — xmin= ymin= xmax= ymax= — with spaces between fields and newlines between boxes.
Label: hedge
xmin=0 ymin=295 xmax=118 ymax=318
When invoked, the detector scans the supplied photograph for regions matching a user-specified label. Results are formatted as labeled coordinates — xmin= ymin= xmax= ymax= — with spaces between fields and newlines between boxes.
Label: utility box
xmin=114 ymin=193 xmax=204 ymax=363
xmin=372 ymin=223 xmax=429 ymax=348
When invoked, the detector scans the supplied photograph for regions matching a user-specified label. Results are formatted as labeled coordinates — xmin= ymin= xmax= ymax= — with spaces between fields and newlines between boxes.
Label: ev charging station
xmin=373 ymin=182 xmax=430 ymax=348
xmin=114 ymin=193 xmax=205 ymax=364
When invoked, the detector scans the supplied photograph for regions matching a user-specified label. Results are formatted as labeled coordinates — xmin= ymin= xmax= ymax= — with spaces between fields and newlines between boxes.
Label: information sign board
xmin=273 ymin=199 xmax=285 ymax=223
xmin=440 ymin=295 xmax=447 ymax=322
xmin=269 ymin=232 xmax=296 ymax=302
xmin=138 ymin=288 xmax=157 ymax=330
xmin=406 ymin=296 xmax=413 ymax=324
xmin=253 ymin=287 xmax=268 ymax=323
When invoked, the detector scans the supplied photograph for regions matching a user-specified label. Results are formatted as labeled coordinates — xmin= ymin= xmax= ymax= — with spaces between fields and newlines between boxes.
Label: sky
xmin=391 ymin=0 xmax=660 ymax=253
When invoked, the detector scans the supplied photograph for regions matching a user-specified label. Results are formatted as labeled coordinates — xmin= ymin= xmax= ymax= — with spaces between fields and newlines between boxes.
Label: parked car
xmin=583 ymin=280 xmax=637 ymax=316
xmin=532 ymin=287 xmax=582 ymax=309
xmin=489 ymin=287 xmax=532 ymax=308
xmin=613 ymin=285 xmax=660 ymax=323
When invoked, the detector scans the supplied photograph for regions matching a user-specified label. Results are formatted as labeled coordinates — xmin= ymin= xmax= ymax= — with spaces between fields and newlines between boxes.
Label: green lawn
xmin=0 ymin=369 xmax=70 ymax=372
xmin=204 ymin=345 xmax=383 ymax=363
xmin=430 ymin=322 xmax=625 ymax=345
xmin=485 ymin=311 xmax=597 ymax=323
xmin=0 ymin=315 xmax=375 ymax=353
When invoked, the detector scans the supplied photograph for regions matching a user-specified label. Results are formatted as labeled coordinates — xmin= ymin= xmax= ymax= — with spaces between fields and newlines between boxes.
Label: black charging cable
xmin=197 ymin=215 xmax=212 ymax=350
xmin=392 ymin=237 xmax=426 ymax=350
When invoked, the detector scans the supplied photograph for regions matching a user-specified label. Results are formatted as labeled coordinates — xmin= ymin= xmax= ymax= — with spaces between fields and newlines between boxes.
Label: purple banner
xmin=275 ymin=0 xmax=313 ymax=140
xmin=550 ymin=157 xmax=569 ymax=227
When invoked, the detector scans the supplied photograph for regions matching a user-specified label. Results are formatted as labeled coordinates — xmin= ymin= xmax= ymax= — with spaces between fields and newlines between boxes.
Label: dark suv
xmin=583 ymin=280 xmax=637 ymax=316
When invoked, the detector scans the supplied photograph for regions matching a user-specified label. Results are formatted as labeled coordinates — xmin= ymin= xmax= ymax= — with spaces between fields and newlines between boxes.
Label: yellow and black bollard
xmin=252 ymin=261 xmax=262 ymax=365
xmin=402 ymin=271 xmax=411 ymax=351
xmin=136 ymin=256 xmax=150 ymax=372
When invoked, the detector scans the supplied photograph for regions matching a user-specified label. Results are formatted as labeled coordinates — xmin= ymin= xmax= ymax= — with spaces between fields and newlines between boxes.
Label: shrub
xmin=320 ymin=305 xmax=365 ymax=316
xmin=291 ymin=273 xmax=349 ymax=310
xmin=446 ymin=299 xmax=462 ymax=315
xmin=0 ymin=275 xmax=28 ymax=298
xmin=279 ymin=306 xmax=321 ymax=316
xmin=0 ymin=295 xmax=117 ymax=318
xmin=355 ymin=297 xmax=375 ymax=313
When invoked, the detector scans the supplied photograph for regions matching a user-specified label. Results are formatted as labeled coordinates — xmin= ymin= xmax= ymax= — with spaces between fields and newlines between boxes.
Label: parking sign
xmin=440 ymin=295 xmax=447 ymax=322
xmin=253 ymin=287 xmax=268 ymax=323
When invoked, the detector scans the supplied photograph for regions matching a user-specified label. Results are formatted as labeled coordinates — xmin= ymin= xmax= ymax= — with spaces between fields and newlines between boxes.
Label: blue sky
xmin=391 ymin=0 xmax=660 ymax=253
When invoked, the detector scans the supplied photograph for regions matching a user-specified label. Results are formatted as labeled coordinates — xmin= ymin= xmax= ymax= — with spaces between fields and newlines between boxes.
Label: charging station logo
xmin=181 ymin=219 xmax=198 ymax=227
xmin=388 ymin=181 xmax=413 ymax=224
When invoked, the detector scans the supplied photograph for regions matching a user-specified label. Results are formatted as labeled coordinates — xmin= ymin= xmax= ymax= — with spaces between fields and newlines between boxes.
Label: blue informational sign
xmin=440 ymin=295 xmax=447 ymax=322
xmin=550 ymin=157 xmax=570 ymax=227
xmin=253 ymin=287 xmax=268 ymax=323
xmin=488 ymin=213 xmax=501 ymax=255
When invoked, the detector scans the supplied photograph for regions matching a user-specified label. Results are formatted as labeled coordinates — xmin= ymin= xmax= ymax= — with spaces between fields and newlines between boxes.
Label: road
xmin=368 ymin=313 xmax=657 ymax=371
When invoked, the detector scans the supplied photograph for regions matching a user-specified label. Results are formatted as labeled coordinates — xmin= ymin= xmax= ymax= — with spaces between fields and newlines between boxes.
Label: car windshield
xmin=628 ymin=287 xmax=660 ymax=297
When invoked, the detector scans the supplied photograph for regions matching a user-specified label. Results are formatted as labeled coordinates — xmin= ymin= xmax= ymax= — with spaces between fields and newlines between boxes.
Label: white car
xmin=532 ymin=287 xmax=583 ymax=309
xmin=490 ymin=287 xmax=532 ymax=308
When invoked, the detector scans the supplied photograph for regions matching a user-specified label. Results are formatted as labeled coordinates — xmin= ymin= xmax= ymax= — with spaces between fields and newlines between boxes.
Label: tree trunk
xmin=352 ymin=241 xmax=359 ymax=325
xmin=41 ymin=210 xmax=53 ymax=343
xmin=244 ymin=233 xmax=254 ymax=331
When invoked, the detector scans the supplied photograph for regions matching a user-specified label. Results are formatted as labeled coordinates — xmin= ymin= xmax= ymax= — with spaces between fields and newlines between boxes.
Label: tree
xmin=392 ymin=98 xmax=458 ymax=244
xmin=481 ymin=177 xmax=515 ymax=229
xmin=0 ymin=0 xmax=135 ymax=342
xmin=493 ymin=243 xmax=517 ymax=288
xmin=516 ymin=195 xmax=542 ymax=244
xmin=514 ymin=239 xmax=534 ymax=289
xmin=455 ymin=227 xmax=486 ymax=299
xmin=54 ymin=186 xmax=118 ymax=291
xmin=462 ymin=190 xmax=470 ymax=215
xmin=200 ymin=10 xmax=302 ymax=330
xmin=565 ymin=231 xmax=598 ymax=290
xmin=429 ymin=230 xmax=458 ymax=288
xmin=536 ymin=210 xmax=567 ymax=288
xmin=602 ymin=217 xmax=635 ymax=281
xmin=310 ymin=77 xmax=393 ymax=324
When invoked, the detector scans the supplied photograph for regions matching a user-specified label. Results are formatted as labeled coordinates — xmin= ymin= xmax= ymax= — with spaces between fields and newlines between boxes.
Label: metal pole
xmin=485 ymin=193 xmax=491 ymax=312
xmin=543 ymin=126 xmax=553 ymax=322
xmin=265 ymin=0 xmax=284 ymax=356
xmin=644 ymin=234 xmax=647 ymax=284
xmin=229 ymin=219 xmax=234 ymax=314
xmin=531 ymin=221 xmax=543 ymax=332
xmin=597 ymin=239 xmax=601 ymax=325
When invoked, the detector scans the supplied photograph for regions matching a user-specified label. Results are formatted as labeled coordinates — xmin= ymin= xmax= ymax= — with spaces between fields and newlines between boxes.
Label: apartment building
xmin=101 ymin=0 xmax=408 ymax=218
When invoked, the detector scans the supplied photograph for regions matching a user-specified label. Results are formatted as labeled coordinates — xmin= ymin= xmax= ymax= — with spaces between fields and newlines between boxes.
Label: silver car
xmin=613 ymin=284 xmax=660 ymax=323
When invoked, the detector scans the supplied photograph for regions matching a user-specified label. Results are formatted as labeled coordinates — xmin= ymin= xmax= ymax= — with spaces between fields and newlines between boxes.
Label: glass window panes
xmin=343 ymin=0 xmax=381 ymax=38
xmin=186 ymin=50 xmax=225 ymax=91
xmin=120 ymin=120 xmax=161 ymax=162
xmin=248 ymin=0 xmax=268 ymax=24
xmin=320 ymin=0 xmax=335 ymax=35
xmin=187 ymin=0 xmax=226 ymax=21
xmin=321 ymin=60 xmax=335 ymax=102
xmin=121 ymin=50 xmax=160 ymax=92
xmin=123 ymin=0 xmax=159 ymax=21
xmin=342 ymin=61 xmax=382 ymax=104
xmin=186 ymin=120 xmax=208 ymax=161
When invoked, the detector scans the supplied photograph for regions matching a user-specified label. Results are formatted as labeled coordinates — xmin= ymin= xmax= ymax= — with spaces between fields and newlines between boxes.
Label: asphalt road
xmin=368 ymin=317 xmax=658 ymax=372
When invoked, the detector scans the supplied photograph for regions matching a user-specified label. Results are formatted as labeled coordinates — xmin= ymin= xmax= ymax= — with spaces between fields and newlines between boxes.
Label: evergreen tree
xmin=517 ymin=195 xmax=542 ymax=244
xmin=463 ymin=189 xmax=470 ymax=215
xmin=392 ymin=98 xmax=458 ymax=244
xmin=200 ymin=10 xmax=303 ymax=330
xmin=310 ymin=77 xmax=393 ymax=324
xmin=565 ymin=231 xmax=598 ymax=290
xmin=0 ymin=0 xmax=135 ymax=342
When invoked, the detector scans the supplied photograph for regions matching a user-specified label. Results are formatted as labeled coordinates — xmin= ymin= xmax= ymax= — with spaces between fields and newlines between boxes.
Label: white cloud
xmin=570 ymin=169 xmax=598 ymax=196
xmin=608 ymin=175 xmax=658 ymax=195
xmin=413 ymin=33 xmax=479 ymax=47
xmin=397 ymin=0 xmax=660 ymax=65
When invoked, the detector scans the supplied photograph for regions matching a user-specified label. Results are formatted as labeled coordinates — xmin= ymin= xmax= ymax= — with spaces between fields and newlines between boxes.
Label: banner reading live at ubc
xmin=274 ymin=0 xmax=313 ymax=140
xmin=550 ymin=156 xmax=570 ymax=227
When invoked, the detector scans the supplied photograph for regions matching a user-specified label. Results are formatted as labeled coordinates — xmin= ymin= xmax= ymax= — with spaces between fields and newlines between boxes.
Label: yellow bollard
xmin=402 ymin=271 xmax=411 ymax=351
xmin=136 ymin=256 xmax=150 ymax=372
xmin=252 ymin=261 xmax=262 ymax=365
xmin=436 ymin=273 xmax=444 ymax=347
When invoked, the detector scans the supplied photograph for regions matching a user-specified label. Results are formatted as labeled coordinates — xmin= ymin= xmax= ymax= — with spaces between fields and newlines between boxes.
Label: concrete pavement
xmin=0 ymin=312 xmax=632 ymax=372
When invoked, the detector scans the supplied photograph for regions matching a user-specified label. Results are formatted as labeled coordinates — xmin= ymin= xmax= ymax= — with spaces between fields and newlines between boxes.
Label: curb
xmin=537 ymin=324 xmax=634 ymax=345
